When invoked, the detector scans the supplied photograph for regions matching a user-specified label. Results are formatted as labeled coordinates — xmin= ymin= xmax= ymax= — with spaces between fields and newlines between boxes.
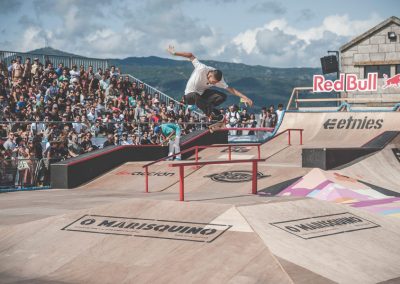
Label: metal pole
xmin=300 ymin=130 xmax=303 ymax=145
xmin=257 ymin=145 xmax=261 ymax=159
xmin=288 ymin=130 xmax=291 ymax=146
xmin=195 ymin=146 xmax=198 ymax=163
xmin=252 ymin=161 xmax=257 ymax=194
xmin=145 ymin=166 xmax=149 ymax=193
xmin=228 ymin=145 xmax=232 ymax=161
xmin=179 ymin=166 xmax=185 ymax=201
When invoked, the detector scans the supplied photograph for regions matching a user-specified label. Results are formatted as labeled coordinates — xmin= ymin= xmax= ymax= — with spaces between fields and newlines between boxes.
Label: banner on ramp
xmin=270 ymin=212 xmax=379 ymax=239
xmin=62 ymin=214 xmax=231 ymax=243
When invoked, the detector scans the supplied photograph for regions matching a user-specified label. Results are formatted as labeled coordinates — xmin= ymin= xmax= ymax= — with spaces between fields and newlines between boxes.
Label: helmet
xmin=154 ymin=126 xmax=161 ymax=134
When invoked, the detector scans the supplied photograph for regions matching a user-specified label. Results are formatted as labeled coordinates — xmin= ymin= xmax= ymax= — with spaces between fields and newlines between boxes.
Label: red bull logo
xmin=383 ymin=74 xmax=400 ymax=89
xmin=313 ymin=73 xmax=378 ymax=92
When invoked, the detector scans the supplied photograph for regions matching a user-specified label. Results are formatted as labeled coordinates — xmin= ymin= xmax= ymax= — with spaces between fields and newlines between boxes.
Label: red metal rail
xmin=222 ymin=127 xmax=274 ymax=131
xmin=268 ymin=128 xmax=303 ymax=146
xmin=142 ymin=143 xmax=262 ymax=193
xmin=169 ymin=158 xmax=265 ymax=201
xmin=142 ymin=128 xmax=303 ymax=193
xmin=217 ymin=127 xmax=303 ymax=145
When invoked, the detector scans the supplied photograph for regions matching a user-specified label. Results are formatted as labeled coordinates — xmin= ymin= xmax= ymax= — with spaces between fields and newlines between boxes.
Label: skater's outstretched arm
xmin=167 ymin=45 xmax=195 ymax=61
xmin=226 ymin=87 xmax=253 ymax=107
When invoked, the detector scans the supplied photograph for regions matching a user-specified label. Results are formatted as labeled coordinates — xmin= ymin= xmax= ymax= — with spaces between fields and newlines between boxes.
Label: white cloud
xmin=20 ymin=26 xmax=46 ymax=51
xmin=3 ymin=0 xmax=386 ymax=68
xmin=218 ymin=14 xmax=383 ymax=67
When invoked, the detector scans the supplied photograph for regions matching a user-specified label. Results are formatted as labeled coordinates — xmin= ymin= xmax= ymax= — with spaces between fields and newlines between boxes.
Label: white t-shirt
xmin=72 ymin=122 xmax=82 ymax=134
xmin=184 ymin=58 xmax=228 ymax=95
xmin=276 ymin=109 xmax=283 ymax=122
xmin=69 ymin=69 xmax=80 ymax=79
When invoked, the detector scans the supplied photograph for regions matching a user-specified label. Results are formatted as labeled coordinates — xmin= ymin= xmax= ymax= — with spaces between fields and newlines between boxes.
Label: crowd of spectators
xmin=0 ymin=55 xmax=283 ymax=187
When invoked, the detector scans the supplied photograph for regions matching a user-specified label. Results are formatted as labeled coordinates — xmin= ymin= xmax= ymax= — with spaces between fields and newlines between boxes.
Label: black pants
xmin=184 ymin=89 xmax=227 ymax=116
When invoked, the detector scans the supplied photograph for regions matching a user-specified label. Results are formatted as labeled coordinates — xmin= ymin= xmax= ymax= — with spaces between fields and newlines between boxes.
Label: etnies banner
xmin=323 ymin=116 xmax=383 ymax=130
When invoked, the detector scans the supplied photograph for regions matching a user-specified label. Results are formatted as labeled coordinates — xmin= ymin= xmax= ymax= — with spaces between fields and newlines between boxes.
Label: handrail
xmin=296 ymin=98 xmax=400 ymax=103
xmin=219 ymin=127 xmax=275 ymax=132
xmin=287 ymin=87 xmax=313 ymax=110
xmin=168 ymin=158 xmax=265 ymax=201
xmin=143 ymin=127 xmax=302 ymax=169
xmin=142 ymin=127 xmax=303 ymax=193
xmin=142 ymin=143 xmax=262 ymax=193
xmin=143 ymin=143 xmax=263 ymax=168
xmin=267 ymin=128 xmax=303 ymax=146
xmin=0 ymin=50 xmax=109 ymax=71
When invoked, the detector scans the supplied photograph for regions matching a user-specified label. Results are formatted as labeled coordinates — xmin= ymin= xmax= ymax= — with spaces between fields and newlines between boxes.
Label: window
xmin=364 ymin=65 xmax=391 ymax=78
xmin=396 ymin=65 xmax=400 ymax=75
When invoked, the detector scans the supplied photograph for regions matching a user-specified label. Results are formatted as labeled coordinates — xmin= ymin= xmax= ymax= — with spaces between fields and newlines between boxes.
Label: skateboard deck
xmin=208 ymin=121 xmax=225 ymax=133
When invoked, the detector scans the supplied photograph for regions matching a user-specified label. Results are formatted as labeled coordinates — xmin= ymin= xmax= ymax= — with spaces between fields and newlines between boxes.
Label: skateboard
xmin=209 ymin=121 xmax=225 ymax=133
xmin=160 ymin=135 xmax=176 ymax=146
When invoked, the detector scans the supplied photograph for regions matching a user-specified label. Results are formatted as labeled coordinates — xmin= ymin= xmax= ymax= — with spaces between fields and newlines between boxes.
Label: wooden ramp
xmin=340 ymin=133 xmax=400 ymax=193
xmin=2 ymin=196 xmax=400 ymax=283
xmin=238 ymin=198 xmax=400 ymax=284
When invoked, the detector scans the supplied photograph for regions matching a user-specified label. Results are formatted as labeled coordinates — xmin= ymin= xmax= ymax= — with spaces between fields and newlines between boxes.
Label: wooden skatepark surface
xmin=339 ymin=134 xmax=400 ymax=193
xmin=0 ymin=199 xmax=293 ymax=284
xmin=1 ymin=111 xmax=400 ymax=283
xmin=238 ymin=198 xmax=400 ymax=284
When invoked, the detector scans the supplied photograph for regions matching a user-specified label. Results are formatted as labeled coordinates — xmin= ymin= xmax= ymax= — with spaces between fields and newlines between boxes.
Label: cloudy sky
xmin=0 ymin=0 xmax=396 ymax=67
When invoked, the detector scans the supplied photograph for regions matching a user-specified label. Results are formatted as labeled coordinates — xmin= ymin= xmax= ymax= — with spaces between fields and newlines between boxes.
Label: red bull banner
xmin=313 ymin=73 xmax=400 ymax=92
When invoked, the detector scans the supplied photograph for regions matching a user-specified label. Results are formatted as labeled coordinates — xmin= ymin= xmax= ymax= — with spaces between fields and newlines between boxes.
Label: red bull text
xmin=313 ymin=73 xmax=378 ymax=92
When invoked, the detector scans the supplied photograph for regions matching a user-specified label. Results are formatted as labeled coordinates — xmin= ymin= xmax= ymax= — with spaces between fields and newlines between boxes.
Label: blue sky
xmin=0 ymin=0 xmax=397 ymax=67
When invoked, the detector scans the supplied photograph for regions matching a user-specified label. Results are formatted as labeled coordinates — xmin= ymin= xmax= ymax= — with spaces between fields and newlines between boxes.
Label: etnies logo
xmin=323 ymin=116 xmax=383 ymax=130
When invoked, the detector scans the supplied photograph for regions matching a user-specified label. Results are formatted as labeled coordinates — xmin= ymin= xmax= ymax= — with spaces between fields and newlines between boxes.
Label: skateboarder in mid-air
xmin=166 ymin=45 xmax=253 ymax=124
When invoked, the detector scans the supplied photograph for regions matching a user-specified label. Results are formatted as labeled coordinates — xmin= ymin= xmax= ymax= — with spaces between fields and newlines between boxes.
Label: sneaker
xmin=210 ymin=113 xmax=224 ymax=123
xmin=175 ymin=157 xmax=182 ymax=161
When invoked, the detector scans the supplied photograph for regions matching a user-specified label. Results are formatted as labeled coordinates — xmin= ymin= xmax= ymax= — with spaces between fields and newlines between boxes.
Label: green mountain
xmin=28 ymin=47 xmax=84 ymax=58
xmin=29 ymin=47 xmax=322 ymax=110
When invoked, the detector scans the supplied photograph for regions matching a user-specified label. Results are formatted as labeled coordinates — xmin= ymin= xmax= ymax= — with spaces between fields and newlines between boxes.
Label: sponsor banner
xmin=62 ymin=215 xmax=231 ymax=243
xmin=313 ymin=73 xmax=400 ymax=93
xmin=313 ymin=73 xmax=377 ymax=92
xmin=270 ymin=212 xmax=379 ymax=239
xmin=323 ymin=116 xmax=383 ymax=130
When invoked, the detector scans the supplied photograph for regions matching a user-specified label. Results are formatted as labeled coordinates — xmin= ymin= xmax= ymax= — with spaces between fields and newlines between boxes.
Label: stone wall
xmin=340 ymin=22 xmax=400 ymax=100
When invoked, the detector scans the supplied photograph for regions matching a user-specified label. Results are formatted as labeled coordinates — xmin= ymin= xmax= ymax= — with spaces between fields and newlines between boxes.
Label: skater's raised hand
xmin=166 ymin=46 xmax=195 ymax=60
xmin=243 ymin=97 xmax=253 ymax=107
xmin=166 ymin=45 xmax=176 ymax=56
